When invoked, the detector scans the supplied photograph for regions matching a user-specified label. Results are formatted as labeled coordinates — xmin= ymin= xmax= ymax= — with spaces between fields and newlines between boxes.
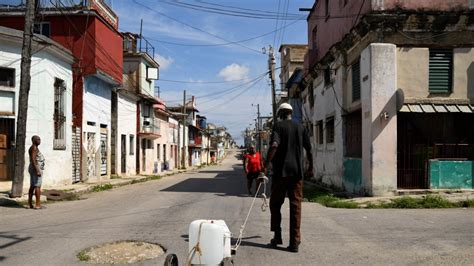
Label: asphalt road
xmin=1 ymin=150 xmax=473 ymax=265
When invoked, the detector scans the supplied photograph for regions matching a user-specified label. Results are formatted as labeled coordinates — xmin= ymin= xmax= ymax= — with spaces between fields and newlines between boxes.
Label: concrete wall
xmin=0 ymin=41 xmax=73 ymax=188
xmin=306 ymin=0 xmax=471 ymax=67
xmin=429 ymin=160 xmax=473 ymax=189
xmin=397 ymin=47 xmax=474 ymax=102
xmin=139 ymin=58 xmax=155 ymax=97
xmin=376 ymin=0 xmax=470 ymax=11
xmin=83 ymin=76 xmax=112 ymax=181
xmin=116 ymin=93 xmax=137 ymax=176
xmin=311 ymin=67 xmax=344 ymax=188
xmin=361 ymin=43 xmax=398 ymax=196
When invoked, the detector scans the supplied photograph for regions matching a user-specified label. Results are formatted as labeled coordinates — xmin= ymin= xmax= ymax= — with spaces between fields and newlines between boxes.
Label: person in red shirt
xmin=243 ymin=146 xmax=264 ymax=195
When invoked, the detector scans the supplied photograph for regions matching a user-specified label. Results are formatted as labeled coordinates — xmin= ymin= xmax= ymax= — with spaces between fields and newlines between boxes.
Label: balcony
xmin=0 ymin=0 xmax=118 ymax=29
xmin=139 ymin=117 xmax=160 ymax=139
xmin=123 ymin=33 xmax=155 ymax=61
xmin=189 ymin=136 xmax=202 ymax=148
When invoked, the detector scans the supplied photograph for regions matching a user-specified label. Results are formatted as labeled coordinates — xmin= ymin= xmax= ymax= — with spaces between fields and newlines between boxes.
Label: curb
xmin=0 ymin=160 xmax=220 ymax=207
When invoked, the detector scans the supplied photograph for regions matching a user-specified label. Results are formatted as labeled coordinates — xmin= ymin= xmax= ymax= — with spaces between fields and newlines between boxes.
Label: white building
xmin=112 ymin=89 xmax=138 ymax=176
xmin=0 ymin=26 xmax=74 ymax=188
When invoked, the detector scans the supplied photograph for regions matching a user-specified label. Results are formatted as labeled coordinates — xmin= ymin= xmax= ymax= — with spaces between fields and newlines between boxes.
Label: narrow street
xmin=0 ymin=150 xmax=473 ymax=265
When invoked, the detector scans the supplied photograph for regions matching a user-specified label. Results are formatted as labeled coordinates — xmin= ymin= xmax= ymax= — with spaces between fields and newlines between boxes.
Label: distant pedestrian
xmin=265 ymin=103 xmax=313 ymax=253
xmin=28 ymin=135 xmax=45 ymax=209
xmin=243 ymin=146 xmax=264 ymax=195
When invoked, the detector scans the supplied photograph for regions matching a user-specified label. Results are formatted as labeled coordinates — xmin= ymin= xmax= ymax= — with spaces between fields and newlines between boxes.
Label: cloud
xmin=154 ymin=54 xmax=174 ymax=70
xmin=218 ymin=63 xmax=249 ymax=81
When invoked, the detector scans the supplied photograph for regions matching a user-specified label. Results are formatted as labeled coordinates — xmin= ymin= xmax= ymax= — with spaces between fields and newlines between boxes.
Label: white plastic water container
xmin=188 ymin=219 xmax=232 ymax=265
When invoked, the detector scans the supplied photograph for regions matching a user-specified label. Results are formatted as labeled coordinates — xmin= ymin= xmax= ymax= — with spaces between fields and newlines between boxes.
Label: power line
xmin=133 ymin=0 xmax=264 ymax=54
xmin=144 ymin=18 xmax=302 ymax=48
xmin=154 ymin=0 xmax=302 ymax=20
xmin=194 ymin=0 xmax=302 ymax=17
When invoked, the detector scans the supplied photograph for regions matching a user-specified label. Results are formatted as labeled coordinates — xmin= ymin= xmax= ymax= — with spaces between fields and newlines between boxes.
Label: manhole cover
xmin=78 ymin=241 xmax=165 ymax=264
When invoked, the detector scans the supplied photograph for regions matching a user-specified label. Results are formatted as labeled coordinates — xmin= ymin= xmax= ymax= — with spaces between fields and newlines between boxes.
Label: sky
xmin=113 ymin=0 xmax=314 ymax=144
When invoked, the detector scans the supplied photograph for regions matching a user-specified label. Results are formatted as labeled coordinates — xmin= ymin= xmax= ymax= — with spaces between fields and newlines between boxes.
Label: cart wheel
xmin=221 ymin=257 xmax=234 ymax=266
xmin=164 ymin=254 xmax=178 ymax=266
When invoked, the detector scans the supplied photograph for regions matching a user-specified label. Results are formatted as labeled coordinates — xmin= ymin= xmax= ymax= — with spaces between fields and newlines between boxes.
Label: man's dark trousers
xmin=270 ymin=176 xmax=303 ymax=246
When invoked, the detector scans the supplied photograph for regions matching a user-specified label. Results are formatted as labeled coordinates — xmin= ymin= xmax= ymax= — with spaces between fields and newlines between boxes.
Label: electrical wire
xmin=145 ymin=18 xmax=302 ymax=48
xmin=154 ymin=0 xmax=302 ymax=20
xmin=194 ymin=0 xmax=301 ymax=17
xmin=132 ymin=0 xmax=264 ymax=54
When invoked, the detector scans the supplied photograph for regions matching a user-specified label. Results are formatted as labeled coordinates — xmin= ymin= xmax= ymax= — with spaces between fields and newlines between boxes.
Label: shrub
xmin=91 ymin=183 xmax=113 ymax=192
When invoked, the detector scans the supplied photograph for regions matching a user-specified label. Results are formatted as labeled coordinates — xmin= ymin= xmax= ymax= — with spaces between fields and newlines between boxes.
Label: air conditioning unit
xmin=143 ymin=117 xmax=152 ymax=132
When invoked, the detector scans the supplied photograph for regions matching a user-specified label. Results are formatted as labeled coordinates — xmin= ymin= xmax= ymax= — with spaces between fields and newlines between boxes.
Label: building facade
xmin=0 ymin=26 xmax=74 ymax=188
xmin=303 ymin=0 xmax=474 ymax=196
xmin=0 ymin=0 xmax=123 ymax=183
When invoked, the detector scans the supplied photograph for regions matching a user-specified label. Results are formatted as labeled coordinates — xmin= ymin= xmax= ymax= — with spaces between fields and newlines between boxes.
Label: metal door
xmin=86 ymin=132 xmax=96 ymax=179
xmin=71 ymin=126 xmax=81 ymax=183
xmin=121 ymin=135 xmax=126 ymax=173
xmin=100 ymin=133 xmax=107 ymax=175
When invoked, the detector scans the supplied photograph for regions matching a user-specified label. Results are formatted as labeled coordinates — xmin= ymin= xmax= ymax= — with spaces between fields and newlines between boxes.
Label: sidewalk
xmin=0 ymin=166 xmax=201 ymax=206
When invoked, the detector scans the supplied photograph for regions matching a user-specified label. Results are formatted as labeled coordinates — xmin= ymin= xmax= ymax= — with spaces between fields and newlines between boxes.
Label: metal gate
xmin=121 ymin=135 xmax=126 ymax=173
xmin=100 ymin=133 xmax=107 ymax=175
xmin=86 ymin=132 xmax=96 ymax=179
xmin=71 ymin=126 xmax=81 ymax=183
xmin=397 ymin=113 xmax=474 ymax=189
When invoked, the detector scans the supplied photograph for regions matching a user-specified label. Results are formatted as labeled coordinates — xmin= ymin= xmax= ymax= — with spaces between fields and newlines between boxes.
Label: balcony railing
xmin=1 ymin=0 xmax=111 ymax=9
xmin=123 ymin=34 xmax=155 ymax=60
xmin=141 ymin=117 xmax=160 ymax=136
xmin=0 ymin=0 xmax=118 ymax=29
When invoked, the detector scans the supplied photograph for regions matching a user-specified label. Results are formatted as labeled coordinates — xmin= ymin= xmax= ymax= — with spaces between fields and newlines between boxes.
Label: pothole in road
xmin=77 ymin=240 xmax=165 ymax=264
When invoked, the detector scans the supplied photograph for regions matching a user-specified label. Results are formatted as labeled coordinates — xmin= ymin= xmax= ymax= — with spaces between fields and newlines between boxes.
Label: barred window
xmin=54 ymin=78 xmax=66 ymax=150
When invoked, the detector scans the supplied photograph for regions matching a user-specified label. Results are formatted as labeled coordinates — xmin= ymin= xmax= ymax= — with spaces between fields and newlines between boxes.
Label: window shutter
xmin=429 ymin=49 xmax=452 ymax=93
xmin=352 ymin=60 xmax=361 ymax=102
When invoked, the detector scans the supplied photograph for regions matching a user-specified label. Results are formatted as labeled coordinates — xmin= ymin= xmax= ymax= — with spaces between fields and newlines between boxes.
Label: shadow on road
xmin=161 ymin=167 xmax=250 ymax=197
xmin=0 ymin=232 xmax=32 ymax=250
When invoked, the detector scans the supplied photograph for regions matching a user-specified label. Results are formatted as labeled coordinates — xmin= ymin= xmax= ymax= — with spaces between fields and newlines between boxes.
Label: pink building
xmin=302 ymin=0 xmax=474 ymax=196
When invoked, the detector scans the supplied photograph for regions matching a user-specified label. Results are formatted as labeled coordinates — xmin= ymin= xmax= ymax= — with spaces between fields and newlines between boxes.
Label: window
xmin=157 ymin=144 xmax=161 ymax=159
xmin=163 ymin=144 xmax=167 ymax=161
xmin=429 ymin=49 xmax=453 ymax=93
xmin=308 ymin=82 xmax=314 ymax=108
xmin=311 ymin=26 xmax=318 ymax=50
xmin=345 ymin=111 xmax=362 ymax=158
xmin=316 ymin=120 xmax=324 ymax=145
xmin=325 ymin=0 xmax=329 ymax=16
xmin=326 ymin=117 xmax=335 ymax=144
xmin=33 ymin=22 xmax=50 ymax=37
xmin=53 ymin=78 xmax=66 ymax=150
xmin=148 ymin=139 xmax=153 ymax=149
xmin=0 ymin=67 xmax=15 ymax=87
xmin=324 ymin=67 xmax=331 ymax=87
xmin=129 ymin=135 xmax=135 ymax=155
xmin=352 ymin=60 xmax=361 ymax=102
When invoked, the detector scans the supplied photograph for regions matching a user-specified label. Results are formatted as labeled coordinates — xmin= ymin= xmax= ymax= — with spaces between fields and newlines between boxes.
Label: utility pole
xmin=267 ymin=45 xmax=277 ymax=121
xmin=257 ymin=104 xmax=261 ymax=153
xmin=11 ymin=0 xmax=36 ymax=197
xmin=181 ymin=90 xmax=187 ymax=169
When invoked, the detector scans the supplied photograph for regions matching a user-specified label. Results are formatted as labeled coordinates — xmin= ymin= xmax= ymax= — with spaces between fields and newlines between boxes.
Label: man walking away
xmin=28 ymin=135 xmax=45 ymax=209
xmin=265 ymin=103 xmax=313 ymax=252
xmin=243 ymin=146 xmax=264 ymax=195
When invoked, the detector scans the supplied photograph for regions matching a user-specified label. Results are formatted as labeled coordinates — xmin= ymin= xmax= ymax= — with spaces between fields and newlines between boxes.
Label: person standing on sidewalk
xmin=265 ymin=103 xmax=313 ymax=253
xmin=243 ymin=146 xmax=264 ymax=195
xmin=28 ymin=135 xmax=45 ymax=209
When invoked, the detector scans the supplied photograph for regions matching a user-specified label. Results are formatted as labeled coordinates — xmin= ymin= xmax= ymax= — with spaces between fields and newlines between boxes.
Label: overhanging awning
xmin=399 ymin=104 xmax=474 ymax=113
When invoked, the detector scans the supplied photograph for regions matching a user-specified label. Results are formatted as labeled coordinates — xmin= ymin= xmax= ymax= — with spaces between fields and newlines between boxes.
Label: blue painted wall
xmin=343 ymin=158 xmax=362 ymax=194
xmin=429 ymin=160 xmax=473 ymax=189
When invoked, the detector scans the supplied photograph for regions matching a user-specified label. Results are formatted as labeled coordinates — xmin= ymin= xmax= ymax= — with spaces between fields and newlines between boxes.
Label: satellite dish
xmin=396 ymin=89 xmax=405 ymax=111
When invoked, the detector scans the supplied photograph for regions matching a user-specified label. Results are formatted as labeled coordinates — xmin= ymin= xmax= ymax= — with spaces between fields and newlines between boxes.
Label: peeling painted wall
xmin=430 ymin=160 xmax=473 ymax=189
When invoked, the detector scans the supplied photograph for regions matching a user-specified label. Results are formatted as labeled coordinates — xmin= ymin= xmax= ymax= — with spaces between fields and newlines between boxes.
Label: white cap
xmin=277 ymin=103 xmax=293 ymax=113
